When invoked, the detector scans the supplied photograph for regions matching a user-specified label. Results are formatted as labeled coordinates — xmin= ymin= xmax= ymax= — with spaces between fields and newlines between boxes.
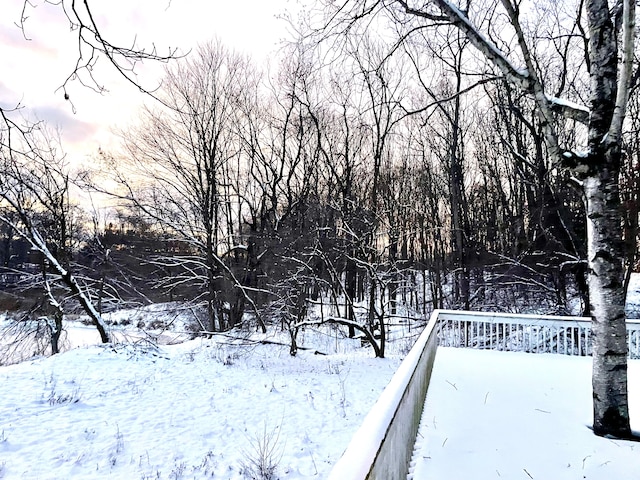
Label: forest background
xmin=2 ymin=0 xmax=639 ymax=357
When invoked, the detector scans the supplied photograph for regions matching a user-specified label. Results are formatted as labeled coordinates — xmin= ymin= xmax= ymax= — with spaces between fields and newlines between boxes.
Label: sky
xmin=1 ymin=0 xmax=302 ymax=161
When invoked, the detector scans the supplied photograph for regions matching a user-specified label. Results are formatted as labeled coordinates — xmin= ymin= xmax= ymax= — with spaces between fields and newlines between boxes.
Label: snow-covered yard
xmin=2 ymin=310 xmax=640 ymax=479
xmin=0 ymin=333 xmax=401 ymax=479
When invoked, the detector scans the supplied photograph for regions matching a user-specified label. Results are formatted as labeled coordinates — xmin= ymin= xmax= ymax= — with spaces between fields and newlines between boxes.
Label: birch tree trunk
xmin=583 ymin=0 xmax=633 ymax=438
xmin=584 ymin=167 xmax=630 ymax=437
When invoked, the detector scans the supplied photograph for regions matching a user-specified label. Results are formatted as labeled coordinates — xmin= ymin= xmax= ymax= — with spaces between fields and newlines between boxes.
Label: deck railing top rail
xmin=436 ymin=309 xmax=640 ymax=359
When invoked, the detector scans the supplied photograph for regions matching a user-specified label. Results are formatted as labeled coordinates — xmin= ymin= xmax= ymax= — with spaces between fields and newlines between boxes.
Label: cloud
xmin=0 ymin=79 xmax=17 ymax=104
xmin=1 ymin=0 xmax=298 ymax=161
xmin=0 ymin=2 xmax=57 ymax=55
xmin=32 ymin=105 xmax=99 ymax=146
xmin=0 ymin=23 xmax=26 ymax=49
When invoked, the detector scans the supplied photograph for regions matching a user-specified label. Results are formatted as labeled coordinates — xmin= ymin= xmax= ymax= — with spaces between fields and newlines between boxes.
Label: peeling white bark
xmin=609 ymin=0 xmax=636 ymax=142
xmin=584 ymin=174 xmax=630 ymax=437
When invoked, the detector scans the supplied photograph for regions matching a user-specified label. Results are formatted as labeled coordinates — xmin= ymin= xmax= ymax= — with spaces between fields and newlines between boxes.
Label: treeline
xmin=1 ymin=31 xmax=639 ymax=357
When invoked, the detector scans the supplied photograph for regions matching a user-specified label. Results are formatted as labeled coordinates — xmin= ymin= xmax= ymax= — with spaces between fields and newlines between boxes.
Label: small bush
xmin=45 ymin=375 xmax=81 ymax=405
xmin=240 ymin=423 xmax=283 ymax=480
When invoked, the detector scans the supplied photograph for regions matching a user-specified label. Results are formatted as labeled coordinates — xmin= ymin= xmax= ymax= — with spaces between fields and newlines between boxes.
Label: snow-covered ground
xmin=2 ymin=281 xmax=640 ymax=479
xmin=410 ymin=348 xmax=640 ymax=480
xmin=3 ymin=329 xmax=640 ymax=480
xmin=0 ymin=332 xmax=401 ymax=479
xmin=627 ymin=273 xmax=640 ymax=318
xmin=0 ymin=303 xmax=202 ymax=365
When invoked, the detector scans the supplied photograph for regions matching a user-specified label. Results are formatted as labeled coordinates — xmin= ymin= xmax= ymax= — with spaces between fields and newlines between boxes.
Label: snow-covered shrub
xmin=44 ymin=374 xmax=81 ymax=405
xmin=240 ymin=423 xmax=283 ymax=480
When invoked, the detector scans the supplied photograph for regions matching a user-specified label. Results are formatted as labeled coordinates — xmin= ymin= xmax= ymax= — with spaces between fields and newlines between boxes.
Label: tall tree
xmin=104 ymin=41 xmax=260 ymax=332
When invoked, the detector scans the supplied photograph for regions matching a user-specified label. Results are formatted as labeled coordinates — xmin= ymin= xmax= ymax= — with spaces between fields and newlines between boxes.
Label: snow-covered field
xmin=411 ymin=348 xmax=640 ymax=480
xmin=2 ymin=292 xmax=640 ymax=479
xmin=0 ymin=331 xmax=402 ymax=479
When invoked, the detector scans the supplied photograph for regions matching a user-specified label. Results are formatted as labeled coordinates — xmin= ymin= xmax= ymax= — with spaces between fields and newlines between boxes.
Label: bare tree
xmin=3 ymin=1 xmax=179 ymax=165
xmin=621 ymin=94 xmax=640 ymax=301
xmin=0 ymin=125 xmax=110 ymax=348
xmin=0 ymin=1 xmax=181 ymax=355
xmin=98 ymin=41 xmax=265 ymax=333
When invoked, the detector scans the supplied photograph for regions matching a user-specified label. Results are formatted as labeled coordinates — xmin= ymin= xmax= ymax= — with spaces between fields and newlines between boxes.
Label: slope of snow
xmin=410 ymin=347 xmax=640 ymax=479
xmin=0 ymin=334 xmax=401 ymax=479
xmin=3 ymin=282 xmax=640 ymax=479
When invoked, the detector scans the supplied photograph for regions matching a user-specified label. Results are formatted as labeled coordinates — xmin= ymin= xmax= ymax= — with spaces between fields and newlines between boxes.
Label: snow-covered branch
xmin=609 ymin=0 xmax=636 ymax=141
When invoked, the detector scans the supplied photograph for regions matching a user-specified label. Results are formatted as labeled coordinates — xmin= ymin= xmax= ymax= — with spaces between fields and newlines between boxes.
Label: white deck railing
xmin=437 ymin=310 xmax=640 ymax=359
xmin=326 ymin=309 xmax=439 ymax=480
xmin=327 ymin=310 xmax=640 ymax=480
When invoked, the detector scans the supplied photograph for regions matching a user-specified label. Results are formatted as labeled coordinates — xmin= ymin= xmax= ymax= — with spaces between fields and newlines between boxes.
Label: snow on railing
xmin=328 ymin=310 xmax=640 ymax=480
xmin=436 ymin=310 xmax=640 ymax=359
xmin=327 ymin=309 xmax=440 ymax=480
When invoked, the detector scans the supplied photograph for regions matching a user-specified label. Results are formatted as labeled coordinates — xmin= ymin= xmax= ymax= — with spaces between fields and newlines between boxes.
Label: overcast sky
xmin=1 ymin=0 xmax=301 ymax=161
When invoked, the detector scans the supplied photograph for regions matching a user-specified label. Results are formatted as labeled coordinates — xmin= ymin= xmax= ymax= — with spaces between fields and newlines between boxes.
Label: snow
xmin=563 ymin=149 xmax=589 ymax=159
xmin=0 ymin=332 xmax=401 ymax=479
xmin=3 ymin=294 xmax=640 ymax=478
xmin=546 ymin=94 xmax=590 ymax=115
xmin=438 ymin=0 xmax=530 ymax=83
xmin=627 ymin=273 xmax=640 ymax=318
xmin=328 ymin=317 xmax=437 ymax=480
xmin=409 ymin=347 xmax=640 ymax=479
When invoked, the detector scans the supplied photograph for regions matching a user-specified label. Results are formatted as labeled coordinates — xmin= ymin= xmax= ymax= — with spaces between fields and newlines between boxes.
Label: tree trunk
xmin=448 ymin=53 xmax=469 ymax=310
xmin=50 ymin=309 xmax=63 ymax=355
xmin=61 ymin=269 xmax=110 ymax=343
xmin=622 ymin=146 xmax=640 ymax=298
xmin=583 ymin=0 xmax=633 ymax=438
xmin=206 ymin=244 xmax=220 ymax=332
xmin=393 ymin=0 xmax=635 ymax=440
xmin=345 ymin=256 xmax=357 ymax=338
xmin=389 ymin=231 xmax=399 ymax=315
xmin=584 ymin=166 xmax=631 ymax=438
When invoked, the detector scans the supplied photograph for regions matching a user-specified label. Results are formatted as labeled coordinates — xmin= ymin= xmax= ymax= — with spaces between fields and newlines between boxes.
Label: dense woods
xmin=1 ymin=24 xmax=636 ymax=338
